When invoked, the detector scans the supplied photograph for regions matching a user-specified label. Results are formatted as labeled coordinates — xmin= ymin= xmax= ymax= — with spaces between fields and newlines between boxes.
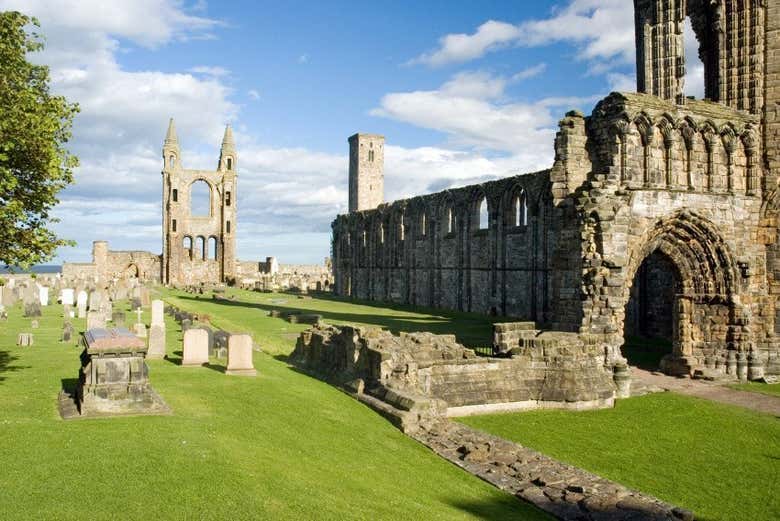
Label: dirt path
xmin=631 ymin=367 xmax=780 ymax=416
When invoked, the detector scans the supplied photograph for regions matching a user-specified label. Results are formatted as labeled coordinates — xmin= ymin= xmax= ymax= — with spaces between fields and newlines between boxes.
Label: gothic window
xmin=172 ymin=219 xmax=177 ymax=232
xmin=478 ymin=197 xmax=488 ymax=230
xmin=379 ymin=223 xmax=385 ymax=244
xmin=512 ymin=192 xmax=528 ymax=227
xmin=362 ymin=230 xmax=367 ymax=247
xmin=447 ymin=208 xmax=453 ymax=234
xmin=169 ymin=155 xmax=176 ymax=169
xmin=420 ymin=213 xmax=427 ymax=236
xmin=208 ymin=237 xmax=218 ymax=260
xmin=226 ymin=191 xmax=231 ymax=206
xmin=400 ymin=220 xmax=405 ymax=241
xmin=195 ymin=236 xmax=205 ymax=260
xmin=172 ymin=188 xmax=178 ymax=202
xmin=368 ymin=150 xmax=375 ymax=162
xmin=226 ymin=157 xmax=233 ymax=170
xmin=190 ymin=180 xmax=211 ymax=216
xmin=226 ymin=221 xmax=231 ymax=234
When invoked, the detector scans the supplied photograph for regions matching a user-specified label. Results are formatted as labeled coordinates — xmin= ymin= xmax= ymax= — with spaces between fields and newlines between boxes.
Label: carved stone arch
xmin=634 ymin=113 xmax=655 ymax=146
xmin=469 ymin=186 xmax=491 ymax=231
xmin=437 ymin=191 xmax=456 ymax=234
xmin=502 ymin=183 xmax=529 ymax=228
xmin=618 ymin=211 xmax=743 ymax=374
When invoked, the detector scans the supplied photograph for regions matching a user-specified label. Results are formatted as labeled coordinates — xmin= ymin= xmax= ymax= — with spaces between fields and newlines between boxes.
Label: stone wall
xmin=292 ymin=324 xmax=622 ymax=423
xmin=62 ymin=241 xmax=161 ymax=284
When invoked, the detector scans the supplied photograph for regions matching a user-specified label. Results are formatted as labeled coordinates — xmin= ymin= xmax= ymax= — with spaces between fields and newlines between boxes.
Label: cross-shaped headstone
xmin=136 ymin=308 xmax=143 ymax=325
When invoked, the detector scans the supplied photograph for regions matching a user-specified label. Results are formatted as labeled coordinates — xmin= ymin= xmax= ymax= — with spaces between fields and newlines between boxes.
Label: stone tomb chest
xmin=59 ymin=328 xmax=170 ymax=419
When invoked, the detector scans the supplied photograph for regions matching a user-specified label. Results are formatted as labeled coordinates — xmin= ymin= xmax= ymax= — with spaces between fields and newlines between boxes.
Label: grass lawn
xmin=0 ymin=289 xmax=548 ymax=520
xmin=458 ymin=393 xmax=780 ymax=521
xmin=729 ymin=382 xmax=780 ymax=397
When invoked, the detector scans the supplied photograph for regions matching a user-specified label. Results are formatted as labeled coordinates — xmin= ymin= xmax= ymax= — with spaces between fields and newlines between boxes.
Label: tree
xmin=0 ymin=11 xmax=79 ymax=269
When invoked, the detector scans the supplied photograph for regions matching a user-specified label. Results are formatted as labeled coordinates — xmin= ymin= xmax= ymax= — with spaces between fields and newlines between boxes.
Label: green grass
xmin=729 ymin=382 xmax=780 ymax=397
xmin=162 ymin=287 xmax=503 ymax=355
xmin=0 ymin=290 xmax=548 ymax=520
xmin=458 ymin=394 xmax=780 ymax=521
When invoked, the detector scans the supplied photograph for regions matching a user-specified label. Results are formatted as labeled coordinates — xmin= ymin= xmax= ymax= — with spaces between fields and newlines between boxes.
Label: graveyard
xmin=0 ymin=284 xmax=775 ymax=520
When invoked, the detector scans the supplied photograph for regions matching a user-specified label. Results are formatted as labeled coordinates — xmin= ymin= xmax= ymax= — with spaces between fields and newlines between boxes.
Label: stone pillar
xmin=226 ymin=334 xmax=257 ymax=376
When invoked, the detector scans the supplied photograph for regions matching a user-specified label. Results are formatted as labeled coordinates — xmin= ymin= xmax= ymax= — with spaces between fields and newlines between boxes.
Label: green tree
xmin=0 ymin=11 xmax=79 ymax=269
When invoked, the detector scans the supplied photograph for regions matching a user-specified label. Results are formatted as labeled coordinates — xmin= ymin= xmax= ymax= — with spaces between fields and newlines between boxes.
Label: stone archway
xmin=624 ymin=250 xmax=679 ymax=370
xmin=123 ymin=264 xmax=140 ymax=279
xmin=618 ymin=211 xmax=743 ymax=376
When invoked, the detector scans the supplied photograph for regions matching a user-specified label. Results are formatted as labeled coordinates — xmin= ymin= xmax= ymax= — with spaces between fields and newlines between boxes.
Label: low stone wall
xmin=292 ymin=324 xmax=623 ymax=426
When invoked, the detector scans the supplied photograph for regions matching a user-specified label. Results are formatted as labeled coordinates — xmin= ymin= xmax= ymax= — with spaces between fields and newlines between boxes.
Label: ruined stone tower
xmin=161 ymin=119 xmax=237 ymax=285
xmin=348 ymin=133 xmax=384 ymax=212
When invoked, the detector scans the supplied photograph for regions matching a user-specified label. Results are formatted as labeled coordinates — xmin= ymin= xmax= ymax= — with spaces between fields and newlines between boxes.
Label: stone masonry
xmin=332 ymin=0 xmax=780 ymax=380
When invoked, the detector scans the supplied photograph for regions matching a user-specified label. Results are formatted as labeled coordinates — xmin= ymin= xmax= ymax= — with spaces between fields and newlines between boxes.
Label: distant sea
xmin=0 ymin=265 xmax=62 ymax=274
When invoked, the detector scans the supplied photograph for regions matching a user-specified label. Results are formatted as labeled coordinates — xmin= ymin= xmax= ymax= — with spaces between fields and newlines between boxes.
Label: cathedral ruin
xmin=331 ymin=0 xmax=780 ymax=379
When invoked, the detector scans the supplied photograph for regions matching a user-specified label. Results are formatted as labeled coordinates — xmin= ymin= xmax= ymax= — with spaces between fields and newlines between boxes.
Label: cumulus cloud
xmin=411 ymin=0 xmax=635 ymax=67
xmin=371 ymin=70 xmax=596 ymax=158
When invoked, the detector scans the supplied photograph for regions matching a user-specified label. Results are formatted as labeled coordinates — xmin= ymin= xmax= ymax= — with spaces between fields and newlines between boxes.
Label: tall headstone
xmin=38 ymin=286 xmax=49 ymax=306
xmin=134 ymin=323 xmax=147 ymax=338
xmin=88 ymin=291 xmax=102 ymax=311
xmin=182 ymin=329 xmax=209 ymax=366
xmin=151 ymin=300 xmax=164 ymax=326
xmin=77 ymin=291 xmax=88 ymax=318
xmin=147 ymin=325 xmax=166 ymax=359
xmin=62 ymin=322 xmax=74 ymax=342
xmin=61 ymin=288 xmax=75 ymax=306
xmin=140 ymin=287 xmax=151 ymax=308
xmin=226 ymin=334 xmax=257 ymax=376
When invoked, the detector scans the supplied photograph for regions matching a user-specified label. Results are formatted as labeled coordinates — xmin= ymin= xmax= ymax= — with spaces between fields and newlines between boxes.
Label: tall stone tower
xmin=161 ymin=119 xmax=238 ymax=286
xmin=348 ymin=133 xmax=384 ymax=212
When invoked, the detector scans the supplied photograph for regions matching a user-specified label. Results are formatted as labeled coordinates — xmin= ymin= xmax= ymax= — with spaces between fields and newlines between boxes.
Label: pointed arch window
xmin=478 ymin=197 xmax=488 ymax=230
xmin=226 ymin=157 xmax=233 ymax=170
xmin=169 ymin=155 xmax=176 ymax=169
xmin=172 ymin=188 xmax=178 ymax=202
xmin=420 ymin=212 xmax=427 ymax=236
xmin=447 ymin=208 xmax=453 ymax=234
xmin=512 ymin=192 xmax=528 ymax=227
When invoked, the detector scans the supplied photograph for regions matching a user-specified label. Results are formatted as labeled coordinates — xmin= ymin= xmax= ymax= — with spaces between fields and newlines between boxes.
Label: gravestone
xmin=87 ymin=310 xmax=106 ymax=330
xmin=61 ymin=288 xmax=75 ymax=306
xmin=88 ymin=291 xmax=102 ymax=311
xmin=31 ymin=319 xmax=39 ymax=329
xmin=140 ymin=288 xmax=151 ymax=308
xmin=181 ymin=318 xmax=192 ymax=331
xmin=214 ymin=330 xmax=230 ymax=358
xmin=38 ymin=286 xmax=49 ymax=306
xmin=130 ymin=298 xmax=142 ymax=311
xmin=147 ymin=324 xmax=166 ymax=359
xmin=17 ymin=333 xmax=34 ymax=346
xmin=0 ymin=310 xmax=7 ymax=321
xmin=112 ymin=311 xmax=126 ymax=326
xmin=62 ymin=322 xmax=74 ymax=342
xmin=24 ymin=302 xmax=42 ymax=317
xmin=226 ymin=334 xmax=257 ymax=376
xmin=2 ymin=286 xmax=17 ymax=307
xmin=58 ymin=328 xmax=170 ymax=418
xmin=77 ymin=291 xmax=88 ymax=318
xmin=182 ymin=329 xmax=209 ymax=366
xmin=151 ymin=300 xmax=164 ymax=326
xmin=22 ymin=285 xmax=37 ymax=306
xmin=134 ymin=323 xmax=147 ymax=338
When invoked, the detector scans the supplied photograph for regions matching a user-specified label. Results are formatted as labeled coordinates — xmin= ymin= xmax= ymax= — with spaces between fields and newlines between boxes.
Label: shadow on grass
xmin=175 ymin=294 xmax=497 ymax=348
xmin=0 ymin=350 xmax=25 ymax=383
xmin=204 ymin=362 xmax=225 ymax=373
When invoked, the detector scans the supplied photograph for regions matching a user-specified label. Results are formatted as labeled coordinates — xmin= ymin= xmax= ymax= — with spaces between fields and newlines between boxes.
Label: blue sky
xmin=1 ymin=1 xmax=705 ymax=265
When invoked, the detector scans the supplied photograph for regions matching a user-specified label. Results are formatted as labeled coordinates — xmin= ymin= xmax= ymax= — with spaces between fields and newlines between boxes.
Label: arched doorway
xmin=624 ymin=250 xmax=679 ymax=370
xmin=618 ymin=212 xmax=743 ymax=377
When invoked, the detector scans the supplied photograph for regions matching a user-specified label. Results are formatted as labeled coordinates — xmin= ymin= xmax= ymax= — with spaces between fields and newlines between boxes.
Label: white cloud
xmin=189 ymin=65 xmax=230 ymax=77
xmin=410 ymin=1 xmax=634 ymax=67
xmin=371 ymin=70 xmax=594 ymax=158
xmin=409 ymin=20 xmax=521 ymax=67
xmin=248 ymin=89 xmax=261 ymax=100
xmin=606 ymin=72 xmax=636 ymax=92
xmin=683 ymin=17 xmax=705 ymax=99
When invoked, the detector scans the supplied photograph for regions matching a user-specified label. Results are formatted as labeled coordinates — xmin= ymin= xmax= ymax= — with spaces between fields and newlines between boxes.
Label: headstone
xmin=130 ymin=297 xmax=142 ymax=311
xmin=58 ymin=328 xmax=170 ymax=418
xmin=88 ymin=291 xmax=102 ymax=311
xmin=140 ymin=287 xmax=151 ymax=308
xmin=22 ymin=284 xmax=37 ymax=305
xmin=151 ymin=300 xmax=164 ymax=326
xmin=17 ymin=333 xmax=34 ymax=347
xmin=31 ymin=319 xmax=39 ymax=329
xmin=147 ymin=324 xmax=166 ymax=359
xmin=112 ymin=311 xmax=126 ymax=326
xmin=226 ymin=334 xmax=257 ymax=376
xmin=38 ymin=286 xmax=49 ymax=306
xmin=134 ymin=323 xmax=147 ymax=338
xmin=182 ymin=328 xmax=209 ymax=366
xmin=86 ymin=310 xmax=106 ymax=330
xmin=77 ymin=291 xmax=87 ymax=318
xmin=24 ymin=301 xmax=42 ymax=317
xmin=61 ymin=288 xmax=75 ymax=306
xmin=214 ymin=330 xmax=230 ymax=355
xmin=181 ymin=318 xmax=192 ymax=331
xmin=62 ymin=322 xmax=74 ymax=342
